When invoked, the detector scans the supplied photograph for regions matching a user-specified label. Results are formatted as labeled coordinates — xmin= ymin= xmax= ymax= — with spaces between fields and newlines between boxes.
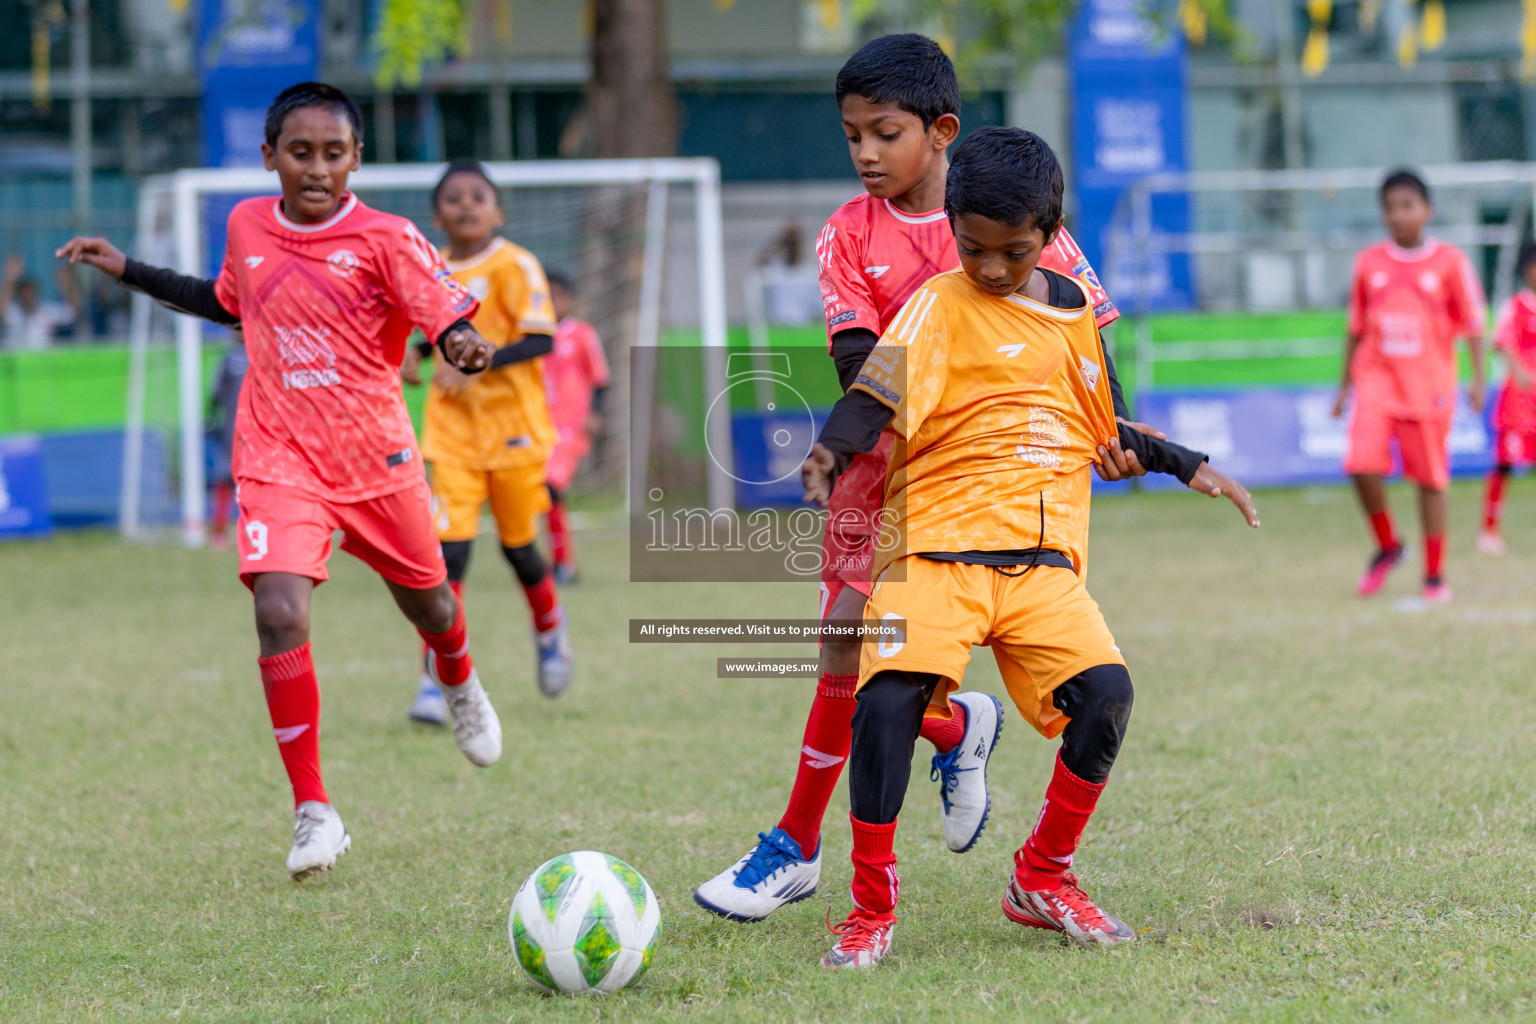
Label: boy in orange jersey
xmin=804 ymin=128 xmax=1259 ymax=968
xmin=1335 ymin=169 xmax=1486 ymax=602
xmin=402 ymin=160 xmax=573 ymax=719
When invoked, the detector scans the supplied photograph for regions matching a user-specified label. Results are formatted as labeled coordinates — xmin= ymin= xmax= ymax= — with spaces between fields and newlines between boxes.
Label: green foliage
xmin=372 ymin=0 xmax=467 ymax=88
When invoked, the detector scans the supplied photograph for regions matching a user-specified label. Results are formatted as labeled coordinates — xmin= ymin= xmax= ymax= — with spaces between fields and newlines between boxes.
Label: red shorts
xmin=546 ymin=430 xmax=591 ymax=494
xmin=820 ymin=527 xmax=876 ymax=613
xmin=1495 ymin=429 xmax=1536 ymax=466
xmin=1343 ymin=405 xmax=1451 ymax=490
xmin=235 ymin=477 xmax=447 ymax=591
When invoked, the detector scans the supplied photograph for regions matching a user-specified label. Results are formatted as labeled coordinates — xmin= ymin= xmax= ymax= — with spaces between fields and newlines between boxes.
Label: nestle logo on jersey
xmin=283 ymin=368 xmax=341 ymax=390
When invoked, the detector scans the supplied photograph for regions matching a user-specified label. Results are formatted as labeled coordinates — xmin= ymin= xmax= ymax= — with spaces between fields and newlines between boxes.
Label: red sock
xmin=918 ymin=699 xmax=967 ymax=753
xmin=1369 ymin=510 xmax=1398 ymax=551
xmin=259 ymin=643 xmax=327 ymax=808
xmin=1425 ymin=532 xmax=1445 ymax=582
xmin=1016 ymin=754 xmax=1106 ymax=892
xmin=776 ymin=673 xmax=857 ymax=857
xmin=418 ymin=595 xmax=474 ymax=685
xmin=419 ymin=581 xmax=465 ymax=665
xmin=523 ymin=576 xmax=563 ymax=633
xmin=849 ymin=814 xmax=899 ymax=914
xmin=548 ymin=500 xmax=572 ymax=567
xmin=1484 ymin=471 xmax=1508 ymax=530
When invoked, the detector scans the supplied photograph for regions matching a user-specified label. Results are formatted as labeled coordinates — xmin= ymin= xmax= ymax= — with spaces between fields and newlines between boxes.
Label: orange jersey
xmin=1347 ymin=239 xmax=1485 ymax=419
xmin=851 ymin=269 xmax=1118 ymax=580
xmin=421 ymin=238 xmax=559 ymax=470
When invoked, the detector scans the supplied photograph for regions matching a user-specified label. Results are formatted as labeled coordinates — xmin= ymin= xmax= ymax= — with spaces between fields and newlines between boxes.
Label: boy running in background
xmin=542 ymin=272 xmax=610 ymax=584
xmin=695 ymin=34 xmax=1228 ymax=923
xmin=401 ymin=159 xmax=573 ymax=720
xmin=1334 ymin=169 xmax=1486 ymax=602
xmin=1478 ymin=243 xmax=1536 ymax=556
xmin=807 ymin=127 xmax=1259 ymax=969
xmin=57 ymin=83 xmax=503 ymax=880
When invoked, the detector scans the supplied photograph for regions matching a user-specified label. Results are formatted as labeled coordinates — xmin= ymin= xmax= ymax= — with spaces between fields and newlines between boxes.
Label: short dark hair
xmin=545 ymin=271 xmax=573 ymax=294
xmin=432 ymin=158 xmax=500 ymax=209
xmin=835 ymin=33 xmax=960 ymax=130
xmin=1381 ymin=168 xmax=1430 ymax=203
xmin=264 ymin=82 xmax=364 ymax=148
xmin=945 ymin=126 xmax=1063 ymax=237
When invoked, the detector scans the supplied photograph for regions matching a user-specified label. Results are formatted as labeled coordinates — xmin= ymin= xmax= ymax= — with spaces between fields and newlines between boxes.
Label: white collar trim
xmin=444 ymin=237 xmax=506 ymax=274
xmin=882 ymin=198 xmax=947 ymax=225
xmin=1384 ymin=238 xmax=1439 ymax=262
xmin=1005 ymin=291 xmax=1089 ymax=321
xmin=272 ymin=192 xmax=359 ymax=233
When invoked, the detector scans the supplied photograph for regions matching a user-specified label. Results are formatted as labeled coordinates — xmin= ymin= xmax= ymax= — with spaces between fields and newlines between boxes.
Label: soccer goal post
xmin=122 ymin=158 xmax=731 ymax=547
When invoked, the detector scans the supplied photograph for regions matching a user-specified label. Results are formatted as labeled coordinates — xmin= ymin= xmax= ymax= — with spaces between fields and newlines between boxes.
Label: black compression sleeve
xmin=848 ymin=671 xmax=940 ymax=824
xmin=488 ymin=332 xmax=554 ymax=368
xmin=831 ymin=327 xmax=880 ymax=393
xmin=1116 ymin=421 xmax=1208 ymax=483
xmin=817 ymin=389 xmax=894 ymax=478
xmin=590 ymin=385 xmax=607 ymax=414
xmin=121 ymin=259 xmax=240 ymax=326
xmin=414 ymin=339 xmax=434 ymax=358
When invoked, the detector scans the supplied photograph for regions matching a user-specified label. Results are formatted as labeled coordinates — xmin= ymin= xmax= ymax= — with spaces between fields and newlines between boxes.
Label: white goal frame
xmin=123 ymin=158 xmax=731 ymax=547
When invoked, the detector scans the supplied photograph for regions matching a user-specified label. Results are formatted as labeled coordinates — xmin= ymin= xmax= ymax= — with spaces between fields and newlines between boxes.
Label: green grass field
xmin=8 ymin=480 xmax=1536 ymax=1022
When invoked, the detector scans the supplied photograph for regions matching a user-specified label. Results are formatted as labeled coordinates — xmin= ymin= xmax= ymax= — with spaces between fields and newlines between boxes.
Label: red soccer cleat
xmin=1423 ymin=580 xmax=1453 ymax=604
xmin=820 ymin=907 xmax=896 ymax=969
xmin=1003 ymin=872 xmax=1136 ymax=947
xmin=1357 ymin=542 xmax=1407 ymax=597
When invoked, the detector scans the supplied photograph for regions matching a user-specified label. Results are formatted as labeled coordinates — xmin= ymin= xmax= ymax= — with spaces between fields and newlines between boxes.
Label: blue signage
xmin=0 ymin=435 xmax=53 ymax=540
xmin=1068 ymin=0 xmax=1194 ymax=311
xmin=198 ymin=0 xmax=321 ymax=168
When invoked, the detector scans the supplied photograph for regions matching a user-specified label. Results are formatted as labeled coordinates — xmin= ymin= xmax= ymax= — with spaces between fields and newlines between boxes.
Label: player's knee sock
xmin=1484 ymin=466 xmax=1511 ymax=530
xmin=548 ymin=498 xmax=572 ymax=567
xmin=420 ymin=580 xmax=466 ymax=666
xmin=776 ymin=674 xmax=857 ymax=858
xmin=1015 ymin=754 xmax=1105 ymax=892
xmin=258 ymin=643 xmax=326 ymax=807
xmin=418 ymin=594 xmax=474 ymax=685
xmin=1369 ymin=509 xmax=1398 ymax=551
xmin=849 ymin=814 xmax=899 ymax=915
xmin=917 ymin=699 xmax=968 ymax=752
xmin=1425 ymin=532 xmax=1446 ymax=584
xmin=503 ymin=544 xmax=562 ymax=632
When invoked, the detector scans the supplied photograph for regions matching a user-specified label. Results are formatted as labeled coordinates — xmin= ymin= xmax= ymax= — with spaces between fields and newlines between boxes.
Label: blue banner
xmin=198 ymin=0 xmax=321 ymax=168
xmin=0 ymin=435 xmax=53 ymax=539
xmin=1068 ymin=0 xmax=1194 ymax=311
xmin=1135 ymin=388 xmax=1493 ymax=488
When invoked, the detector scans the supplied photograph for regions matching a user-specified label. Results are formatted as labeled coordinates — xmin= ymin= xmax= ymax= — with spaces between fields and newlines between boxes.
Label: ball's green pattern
xmin=510 ymin=910 xmax=557 ymax=992
xmin=572 ymin=892 xmax=622 ymax=988
xmin=604 ymin=855 xmax=650 ymax=920
xmin=534 ymin=853 xmax=576 ymax=924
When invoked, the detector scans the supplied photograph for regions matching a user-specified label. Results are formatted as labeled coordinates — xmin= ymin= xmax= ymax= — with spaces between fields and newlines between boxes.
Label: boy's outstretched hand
xmin=802 ymin=442 xmax=837 ymax=508
xmin=55 ymin=237 xmax=128 ymax=279
xmin=440 ymin=325 xmax=496 ymax=373
xmin=400 ymin=345 xmax=426 ymax=386
xmin=1188 ymin=463 xmax=1260 ymax=528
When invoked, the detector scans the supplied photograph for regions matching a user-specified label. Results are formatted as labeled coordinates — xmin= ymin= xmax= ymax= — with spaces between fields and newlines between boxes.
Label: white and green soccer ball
xmin=509 ymin=850 xmax=661 ymax=995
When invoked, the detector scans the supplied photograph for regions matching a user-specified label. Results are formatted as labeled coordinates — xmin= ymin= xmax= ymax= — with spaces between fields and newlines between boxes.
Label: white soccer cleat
xmin=408 ymin=674 xmax=448 ymax=725
xmin=428 ymin=653 xmax=502 ymax=767
xmin=535 ymin=614 xmax=574 ymax=699
xmin=930 ymin=692 xmax=1004 ymax=853
xmin=1477 ymin=529 xmax=1507 ymax=557
xmin=820 ymin=908 xmax=896 ymax=969
xmin=286 ymin=801 xmax=351 ymax=880
xmin=693 ymin=828 xmax=821 ymax=922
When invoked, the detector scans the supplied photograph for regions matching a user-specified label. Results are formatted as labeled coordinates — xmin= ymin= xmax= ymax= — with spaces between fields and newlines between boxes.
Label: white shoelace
xmin=444 ymin=680 xmax=487 ymax=739
xmin=293 ymin=805 xmax=328 ymax=847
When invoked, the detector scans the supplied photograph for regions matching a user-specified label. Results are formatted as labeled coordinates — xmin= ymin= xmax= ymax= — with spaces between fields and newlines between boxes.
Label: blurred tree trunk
xmin=589 ymin=0 xmax=676 ymax=158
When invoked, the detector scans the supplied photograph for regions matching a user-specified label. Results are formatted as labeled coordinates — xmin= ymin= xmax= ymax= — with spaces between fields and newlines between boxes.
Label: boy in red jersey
xmin=695 ymin=35 xmax=1243 ymax=923
xmin=57 ymin=83 xmax=503 ymax=880
xmin=542 ymin=272 xmax=610 ymax=584
xmin=1477 ymin=243 xmax=1536 ymax=556
xmin=1334 ymin=169 xmax=1486 ymax=602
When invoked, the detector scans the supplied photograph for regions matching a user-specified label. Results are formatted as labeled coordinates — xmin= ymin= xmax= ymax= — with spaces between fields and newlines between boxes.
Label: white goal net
xmin=123 ymin=158 xmax=730 ymax=546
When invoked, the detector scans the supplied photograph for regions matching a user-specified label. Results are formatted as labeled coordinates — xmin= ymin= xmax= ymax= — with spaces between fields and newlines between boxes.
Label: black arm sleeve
xmin=831 ymin=327 xmax=880 ymax=393
xmin=1117 ymin=423 xmax=1207 ymax=484
xmin=414 ymin=339 xmax=434 ymax=358
xmin=488 ymin=332 xmax=554 ymax=368
xmin=817 ymin=389 xmax=895 ymax=478
xmin=590 ymin=385 xmax=607 ymax=414
xmin=121 ymin=259 xmax=240 ymax=326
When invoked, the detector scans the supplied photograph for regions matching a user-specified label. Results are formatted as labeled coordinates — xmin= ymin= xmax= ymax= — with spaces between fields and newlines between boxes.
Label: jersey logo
xmin=465 ymin=276 xmax=491 ymax=300
xmin=801 ymin=745 xmax=845 ymax=770
xmin=327 ymin=249 xmax=359 ymax=277
xmin=997 ymin=343 xmax=1027 ymax=358
xmin=1419 ymin=271 xmax=1440 ymax=293
xmin=245 ymin=256 xmax=264 ymax=269
xmin=273 ymin=724 xmax=309 ymax=744
xmin=274 ymin=325 xmax=341 ymax=390
xmin=865 ymin=266 xmax=890 ymax=278
xmin=1079 ymin=356 xmax=1101 ymax=391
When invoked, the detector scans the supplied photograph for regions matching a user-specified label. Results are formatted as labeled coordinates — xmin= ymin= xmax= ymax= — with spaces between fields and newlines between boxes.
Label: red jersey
xmin=1347 ymin=239 xmax=1485 ymax=419
xmin=1493 ymin=289 xmax=1536 ymax=433
xmin=214 ymin=193 xmax=478 ymax=502
xmin=544 ymin=317 xmax=611 ymax=435
xmin=814 ymin=192 xmax=1118 ymax=535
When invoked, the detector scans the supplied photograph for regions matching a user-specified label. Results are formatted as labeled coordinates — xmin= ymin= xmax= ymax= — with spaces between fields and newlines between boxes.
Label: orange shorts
xmin=430 ymin=460 xmax=551 ymax=548
xmin=1344 ymin=404 xmax=1451 ymax=490
xmin=235 ymin=477 xmax=446 ymax=590
xmin=859 ymin=556 xmax=1125 ymax=738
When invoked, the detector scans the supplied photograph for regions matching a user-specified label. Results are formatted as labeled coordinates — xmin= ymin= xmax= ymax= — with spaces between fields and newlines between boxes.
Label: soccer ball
xmin=509 ymin=850 xmax=661 ymax=995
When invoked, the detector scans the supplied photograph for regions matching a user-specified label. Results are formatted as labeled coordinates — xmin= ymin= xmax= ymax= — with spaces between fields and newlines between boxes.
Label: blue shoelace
xmin=930 ymin=747 xmax=975 ymax=814
xmin=734 ymin=830 xmax=804 ymax=888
